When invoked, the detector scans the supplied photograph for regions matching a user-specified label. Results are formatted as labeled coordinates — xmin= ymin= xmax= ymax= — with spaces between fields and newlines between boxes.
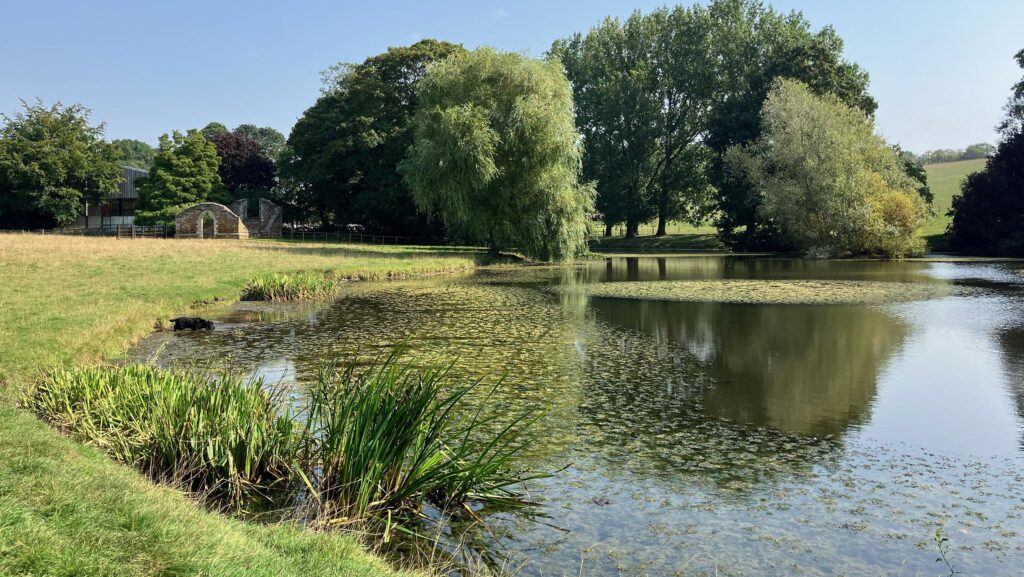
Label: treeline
xmin=0 ymin=99 xmax=288 ymax=229
xmin=10 ymin=0 xmax=1013 ymax=259
xmin=911 ymin=144 xmax=995 ymax=165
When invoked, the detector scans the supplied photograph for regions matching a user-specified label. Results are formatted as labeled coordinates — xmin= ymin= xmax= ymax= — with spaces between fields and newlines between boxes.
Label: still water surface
xmin=132 ymin=257 xmax=1024 ymax=576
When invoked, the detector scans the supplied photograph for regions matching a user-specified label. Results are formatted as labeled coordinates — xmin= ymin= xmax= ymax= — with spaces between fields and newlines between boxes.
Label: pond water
xmin=131 ymin=256 xmax=1024 ymax=576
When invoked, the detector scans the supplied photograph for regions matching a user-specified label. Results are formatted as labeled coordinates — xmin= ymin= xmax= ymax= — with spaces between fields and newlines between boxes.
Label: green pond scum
xmin=130 ymin=256 xmax=1024 ymax=576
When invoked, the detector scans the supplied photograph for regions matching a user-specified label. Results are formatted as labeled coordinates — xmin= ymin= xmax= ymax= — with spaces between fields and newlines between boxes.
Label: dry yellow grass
xmin=0 ymin=234 xmax=481 ymax=394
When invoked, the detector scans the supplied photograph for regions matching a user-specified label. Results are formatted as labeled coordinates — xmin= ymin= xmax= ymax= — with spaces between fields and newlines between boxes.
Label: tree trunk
xmin=625 ymin=217 xmax=637 ymax=239
xmin=604 ymin=222 xmax=613 ymax=237
xmin=656 ymin=211 xmax=668 ymax=236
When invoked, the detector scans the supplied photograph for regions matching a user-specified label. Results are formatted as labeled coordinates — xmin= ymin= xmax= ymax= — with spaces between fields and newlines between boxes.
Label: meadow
xmin=0 ymin=234 xmax=487 ymax=577
xmin=921 ymin=158 xmax=987 ymax=251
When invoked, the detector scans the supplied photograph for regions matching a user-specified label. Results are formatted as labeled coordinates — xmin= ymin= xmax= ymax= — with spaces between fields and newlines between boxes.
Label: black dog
xmin=170 ymin=317 xmax=214 ymax=331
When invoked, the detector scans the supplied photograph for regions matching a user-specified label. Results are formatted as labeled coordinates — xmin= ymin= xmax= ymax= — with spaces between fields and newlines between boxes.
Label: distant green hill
xmin=921 ymin=158 xmax=987 ymax=252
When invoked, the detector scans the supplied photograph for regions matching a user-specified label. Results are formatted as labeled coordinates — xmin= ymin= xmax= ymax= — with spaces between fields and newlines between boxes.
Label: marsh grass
xmin=242 ymin=271 xmax=343 ymax=301
xmin=31 ymin=365 xmax=298 ymax=502
xmin=301 ymin=351 xmax=545 ymax=524
xmin=30 ymin=351 xmax=544 ymax=531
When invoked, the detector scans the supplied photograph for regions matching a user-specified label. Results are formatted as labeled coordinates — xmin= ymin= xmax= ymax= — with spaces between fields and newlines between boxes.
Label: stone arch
xmin=197 ymin=210 xmax=216 ymax=239
xmin=174 ymin=202 xmax=248 ymax=239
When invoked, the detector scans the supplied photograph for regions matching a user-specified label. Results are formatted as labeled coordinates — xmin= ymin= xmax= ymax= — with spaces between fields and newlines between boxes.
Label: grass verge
xmin=0 ymin=234 xmax=488 ymax=577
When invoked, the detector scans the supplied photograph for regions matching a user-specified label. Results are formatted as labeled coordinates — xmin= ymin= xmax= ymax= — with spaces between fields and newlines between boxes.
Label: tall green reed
xmin=31 ymin=351 xmax=544 ymax=524
xmin=33 ymin=365 xmax=297 ymax=501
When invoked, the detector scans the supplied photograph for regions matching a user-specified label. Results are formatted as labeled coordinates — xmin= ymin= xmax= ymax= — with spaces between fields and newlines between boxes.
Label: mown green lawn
xmin=0 ymin=234 xmax=485 ymax=577
xmin=589 ymin=222 xmax=725 ymax=252
xmin=922 ymin=158 xmax=987 ymax=252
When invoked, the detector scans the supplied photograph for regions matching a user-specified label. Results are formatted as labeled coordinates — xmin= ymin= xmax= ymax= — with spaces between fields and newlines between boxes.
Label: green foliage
xmin=283 ymin=39 xmax=464 ymax=233
xmin=200 ymin=122 xmax=228 ymax=139
xmin=301 ymin=350 xmax=543 ymax=521
xmin=948 ymin=48 xmax=1024 ymax=256
xmin=916 ymin=144 xmax=996 ymax=164
xmin=728 ymin=79 xmax=927 ymax=257
xmin=31 ymin=354 xmax=543 ymax=522
xmin=0 ymin=100 xmax=121 ymax=228
xmin=134 ymin=130 xmax=224 ymax=226
xmin=111 ymin=138 xmax=156 ymax=169
xmin=702 ymin=0 xmax=876 ymax=249
xmin=32 ymin=365 xmax=297 ymax=502
xmin=895 ymin=145 xmax=933 ymax=204
xmin=233 ymin=124 xmax=286 ymax=161
xmin=241 ymin=271 xmax=340 ymax=301
xmin=552 ymin=6 xmax=717 ymax=237
xmin=401 ymin=48 xmax=594 ymax=261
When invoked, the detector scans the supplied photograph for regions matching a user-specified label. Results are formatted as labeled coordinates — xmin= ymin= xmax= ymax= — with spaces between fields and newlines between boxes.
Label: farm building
xmin=75 ymin=167 xmax=147 ymax=230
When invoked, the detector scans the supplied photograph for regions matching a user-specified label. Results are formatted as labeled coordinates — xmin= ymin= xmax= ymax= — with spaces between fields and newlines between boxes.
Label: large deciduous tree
xmin=948 ymin=49 xmax=1024 ymax=256
xmin=134 ymin=130 xmax=223 ymax=226
xmin=0 ymin=100 xmax=121 ymax=228
xmin=282 ymin=39 xmax=464 ymax=233
xmin=704 ymin=0 xmax=877 ymax=249
xmin=233 ymin=124 xmax=286 ymax=161
xmin=207 ymin=131 xmax=276 ymax=199
xmin=727 ymin=79 xmax=927 ymax=258
xmin=111 ymin=138 xmax=156 ymax=170
xmin=400 ymin=48 xmax=594 ymax=261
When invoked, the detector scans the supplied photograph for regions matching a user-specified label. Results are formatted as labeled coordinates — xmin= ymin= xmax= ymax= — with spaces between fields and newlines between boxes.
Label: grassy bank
xmin=0 ymin=234 xmax=486 ymax=577
xmin=589 ymin=222 xmax=725 ymax=253
xmin=922 ymin=158 xmax=987 ymax=252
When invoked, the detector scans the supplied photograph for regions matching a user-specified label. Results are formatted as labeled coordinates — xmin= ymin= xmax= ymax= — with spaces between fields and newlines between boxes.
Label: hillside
xmin=922 ymin=158 xmax=987 ymax=252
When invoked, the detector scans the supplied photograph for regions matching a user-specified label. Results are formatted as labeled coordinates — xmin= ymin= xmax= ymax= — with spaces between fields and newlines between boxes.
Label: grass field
xmin=0 ymin=234 xmax=487 ymax=577
xmin=589 ymin=222 xmax=725 ymax=252
xmin=922 ymin=158 xmax=987 ymax=252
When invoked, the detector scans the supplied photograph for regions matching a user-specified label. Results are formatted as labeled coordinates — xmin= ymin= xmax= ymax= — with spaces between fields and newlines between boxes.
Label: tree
xmin=207 ymin=131 xmax=275 ymax=199
xmin=134 ymin=130 xmax=223 ymax=226
xmin=962 ymin=143 xmax=996 ymax=160
xmin=704 ymin=0 xmax=876 ymax=249
xmin=551 ymin=6 xmax=716 ymax=238
xmin=948 ymin=49 xmax=1024 ymax=255
xmin=283 ymin=39 xmax=464 ymax=232
xmin=400 ymin=48 xmax=594 ymax=261
xmin=895 ymin=145 xmax=933 ymax=204
xmin=0 ymin=100 xmax=121 ymax=228
xmin=111 ymin=138 xmax=156 ymax=169
xmin=727 ymin=79 xmax=927 ymax=258
xmin=200 ymin=122 xmax=228 ymax=139
xmin=233 ymin=124 xmax=285 ymax=161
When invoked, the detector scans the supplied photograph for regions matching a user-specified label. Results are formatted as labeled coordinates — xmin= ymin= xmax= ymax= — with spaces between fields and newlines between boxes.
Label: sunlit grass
xmin=0 ymin=233 xmax=488 ymax=577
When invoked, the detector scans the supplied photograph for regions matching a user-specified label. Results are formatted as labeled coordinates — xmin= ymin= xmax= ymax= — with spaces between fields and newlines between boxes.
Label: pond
xmin=131 ymin=256 xmax=1024 ymax=576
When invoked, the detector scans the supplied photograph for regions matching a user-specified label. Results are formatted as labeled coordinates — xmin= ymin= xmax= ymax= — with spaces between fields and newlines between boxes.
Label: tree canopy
xmin=400 ymin=48 xmax=594 ymax=261
xmin=552 ymin=0 xmax=874 ymax=244
xmin=0 ymin=100 xmax=121 ymax=228
xmin=134 ymin=130 xmax=223 ymax=226
xmin=207 ymin=130 xmax=275 ymax=199
xmin=282 ymin=39 xmax=464 ymax=233
xmin=233 ymin=124 xmax=285 ymax=161
xmin=111 ymin=138 xmax=156 ymax=170
xmin=727 ymin=79 xmax=927 ymax=258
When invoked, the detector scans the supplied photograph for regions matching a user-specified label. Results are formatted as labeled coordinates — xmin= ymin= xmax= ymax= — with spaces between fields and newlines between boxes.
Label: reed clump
xmin=31 ymin=351 xmax=542 ymax=525
xmin=241 ymin=271 xmax=341 ymax=301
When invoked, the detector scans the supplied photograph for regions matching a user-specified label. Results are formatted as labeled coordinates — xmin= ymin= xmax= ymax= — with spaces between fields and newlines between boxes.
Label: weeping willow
xmin=400 ymin=47 xmax=595 ymax=262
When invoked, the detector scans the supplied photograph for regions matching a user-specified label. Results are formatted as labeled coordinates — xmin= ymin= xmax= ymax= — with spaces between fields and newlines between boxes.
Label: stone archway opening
xmin=198 ymin=211 xmax=216 ymax=239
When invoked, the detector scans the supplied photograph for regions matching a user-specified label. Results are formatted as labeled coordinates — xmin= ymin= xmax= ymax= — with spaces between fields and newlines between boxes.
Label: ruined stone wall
xmin=174 ymin=203 xmax=249 ymax=239
xmin=229 ymin=198 xmax=282 ymax=238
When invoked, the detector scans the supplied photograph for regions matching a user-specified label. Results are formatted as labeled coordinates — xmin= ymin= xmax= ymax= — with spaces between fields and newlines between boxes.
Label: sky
xmin=1 ymin=0 xmax=1021 ymax=153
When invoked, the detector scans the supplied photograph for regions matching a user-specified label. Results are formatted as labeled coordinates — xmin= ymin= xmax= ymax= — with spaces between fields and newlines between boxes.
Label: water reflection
xmin=128 ymin=257 xmax=1024 ymax=577
xmin=590 ymin=299 xmax=907 ymax=435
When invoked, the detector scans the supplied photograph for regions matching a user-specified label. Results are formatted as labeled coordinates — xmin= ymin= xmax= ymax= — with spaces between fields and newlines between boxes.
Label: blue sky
xmin=1 ymin=0 xmax=1021 ymax=152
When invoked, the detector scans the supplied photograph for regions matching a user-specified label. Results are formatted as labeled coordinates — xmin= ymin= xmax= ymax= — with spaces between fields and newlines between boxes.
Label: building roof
xmin=108 ymin=167 xmax=148 ymax=200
